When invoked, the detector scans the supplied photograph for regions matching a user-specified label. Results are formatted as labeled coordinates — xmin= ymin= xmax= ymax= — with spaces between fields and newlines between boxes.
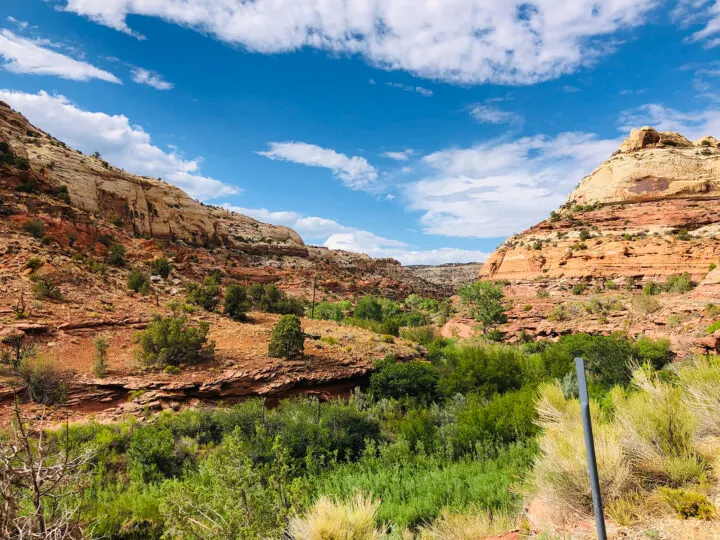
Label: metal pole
xmin=575 ymin=357 xmax=607 ymax=540
xmin=310 ymin=275 xmax=317 ymax=319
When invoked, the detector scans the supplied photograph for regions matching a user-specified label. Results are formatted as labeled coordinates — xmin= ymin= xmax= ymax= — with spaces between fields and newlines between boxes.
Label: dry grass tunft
xmin=288 ymin=493 xmax=386 ymax=540
xmin=530 ymin=359 xmax=720 ymax=529
xmin=415 ymin=509 xmax=517 ymax=539
xmin=530 ymin=383 xmax=633 ymax=520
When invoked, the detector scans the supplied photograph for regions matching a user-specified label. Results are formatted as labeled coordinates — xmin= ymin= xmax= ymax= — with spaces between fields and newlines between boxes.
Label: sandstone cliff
xmin=470 ymin=127 xmax=720 ymax=354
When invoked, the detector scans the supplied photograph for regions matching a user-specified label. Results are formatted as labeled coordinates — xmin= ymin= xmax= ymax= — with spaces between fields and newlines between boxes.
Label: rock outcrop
xmin=475 ymin=127 xmax=720 ymax=354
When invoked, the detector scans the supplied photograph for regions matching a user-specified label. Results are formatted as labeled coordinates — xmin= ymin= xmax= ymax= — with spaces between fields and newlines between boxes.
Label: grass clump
xmin=288 ymin=493 xmax=385 ymax=540
xmin=18 ymin=355 xmax=67 ymax=405
xmin=632 ymin=294 xmax=661 ymax=315
xmin=659 ymin=487 xmax=715 ymax=520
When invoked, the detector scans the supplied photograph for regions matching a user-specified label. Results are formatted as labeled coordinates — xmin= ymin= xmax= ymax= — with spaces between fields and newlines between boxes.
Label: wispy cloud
xmin=385 ymin=82 xmax=433 ymax=97
xmin=618 ymin=103 xmax=720 ymax=140
xmin=0 ymin=90 xmax=238 ymax=200
xmin=257 ymin=141 xmax=378 ymax=191
xmin=130 ymin=67 xmax=174 ymax=90
xmin=467 ymin=103 xmax=523 ymax=125
xmin=59 ymin=0 xmax=659 ymax=85
xmin=404 ymin=132 xmax=619 ymax=238
xmin=381 ymin=149 xmax=415 ymax=161
xmin=675 ymin=0 xmax=720 ymax=48
xmin=0 ymin=29 xmax=120 ymax=83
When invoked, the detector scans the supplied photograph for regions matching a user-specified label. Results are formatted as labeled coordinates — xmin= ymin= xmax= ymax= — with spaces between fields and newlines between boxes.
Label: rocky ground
xmin=408 ymin=262 xmax=483 ymax=289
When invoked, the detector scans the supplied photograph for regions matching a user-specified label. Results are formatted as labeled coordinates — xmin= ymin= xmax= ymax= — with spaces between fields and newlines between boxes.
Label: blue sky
xmin=0 ymin=0 xmax=719 ymax=264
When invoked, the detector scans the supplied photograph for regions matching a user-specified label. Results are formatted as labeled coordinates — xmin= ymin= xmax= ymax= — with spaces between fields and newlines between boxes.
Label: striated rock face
xmin=571 ymin=126 xmax=720 ymax=206
xmin=475 ymin=127 xmax=720 ymax=354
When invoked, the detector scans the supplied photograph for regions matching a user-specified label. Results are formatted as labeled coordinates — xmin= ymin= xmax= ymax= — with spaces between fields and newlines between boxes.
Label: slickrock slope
xmin=470 ymin=127 xmax=720 ymax=353
xmin=409 ymin=262 xmax=484 ymax=288
xmin=0 ymin=100 xmax=445 ymax=300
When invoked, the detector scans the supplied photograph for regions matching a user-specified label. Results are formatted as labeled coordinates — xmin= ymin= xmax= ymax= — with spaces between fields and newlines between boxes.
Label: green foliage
xmin=643 ymin=281 xmax=661 ymax=296
xmin=312 ymin=300 xmax=352 ymax=321
xmin=128 ymin=269 xmax=150 ymax=294
xmin=23 ymin=218 xmax=45 ymax=238
xmin=248 ymin=283 xmax=305 ymax=315
xmin=664 ymin=273 xmax=695 ymax=294
xmin=659 ymin=487 xmax=715 ymax=520
xmin=631 ymin=337 xmax=674 ymax=370
xmin=108 ymin=244 xmax=126 ymax=267
xmin=354 ymin=296 xmax=383 ymax=321
xmin=93 ymin=335 xmax=109 ymax=378
xmin=268 ymin=314 xmax=305 ymax=359
xmin=579 ymin=228 xmax=591 ymax=240
xmin=136 ymin=314 xmax=214 ymax=367
xmin=438 ymin=344 xmax=525 ymax=398
xmin=369 ymin=358 xmax=440 ymax=404
xmin=128 ymin=426 xmax=182 ymax=483
xmin=150 ymin=257 xmax=171 ymax=278
xmin=25 ymin=257 xmax=42 ymax=270
xmin=30 ymin=277 xmax=62 ymax=300
xmin=224 ymin=284 xmax=250 ymax=320
xmin=458 ymin=281 xmax=508 ymax=332
xmin=186 ymin=276 xmax=221 ymax=311
xmin=706 ymin=320 xmax=720 ymax=334
xmin=675 ymin=228 xmax=692 ymax=241
xmin=571 ymin=282 xmax=587 ymax=295
xmin=18 ymin=356 xmax=67 ymax=405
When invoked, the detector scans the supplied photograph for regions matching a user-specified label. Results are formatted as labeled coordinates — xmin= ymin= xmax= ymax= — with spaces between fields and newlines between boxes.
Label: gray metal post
xmin=575 ymin=357 xmax=607 ymax=540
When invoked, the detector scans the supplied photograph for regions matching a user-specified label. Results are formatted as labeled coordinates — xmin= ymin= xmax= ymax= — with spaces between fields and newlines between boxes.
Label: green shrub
xmin=186 ymin=277 xmax=221 ymax=311
xmin=25 ymin=257 xmax=42 ymax=270
xmin=128 ymin=269 xmax=150 ymax=294
xmin=23 ymin=218 xmax=45 ymax=238
xmin=31 ymin=278 xmax=62 ymax=300
xmin=399 ymin=325 xmax=437 ymax=345
xmin=709 ymin=262 xmax=717 ymax=272
xmin=108 ymin=244 xmax=126 ymax=267
xmin=320 ymin=336 xmax=338 ymax=345
xmin=631 ymin=337 xmax=674 ymax=370
xmin=136 ymin=314 xmax=214 ymax=367
xmin=643 ymin=281 xmax=661 ymax=296
xmin=665 ymin=273 xmax=694 ymax=294
xmin=268 ymin=314 xmax=305 ymax=359
xmin=571 ymin=282 xmax=587 ymax=295
xmin=18 ymin=356 xmax=67 ymax=405
xmin=439 ymin=344 xmax=525 ymax=398
xmin=150 ymin=257 xmax=171 ymax=278
xmin=311 ymin=301 xmax=350 ymax=321
xmin=369 ymin=358 xmax=439 ymax=403
xmin=675 ymin=229 xmax=692 ymax=241
xmin=93 ymin=336 xmax=109 ymax=378
xmin=354 ymin=296 xmax=383 ymax=322
xmin=658 ymin=488 xmax=715 ymax=520
xmin=706 ymin=321 xmax=720 ymax=334
xmin=632 ymin=294 xmax=661 ymax=315
xmin=606 ymin=280 xmax=617 ymax=290
xmin=128 ymin=426 xmax=181 ymax=483
xmin=579 ymin=228 xmax=591 ymax=240
xmin=248 ymin=284 xmax=304 ymax=315
xmin=224 ymin=285 xmax=250 ymax=320
xmin=55 ymin=184 xmax=71 ymax=203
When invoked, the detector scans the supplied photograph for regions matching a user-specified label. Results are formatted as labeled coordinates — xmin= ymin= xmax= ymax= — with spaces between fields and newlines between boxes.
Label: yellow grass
xmin=288 ymin=493 xmax=386 ymax=540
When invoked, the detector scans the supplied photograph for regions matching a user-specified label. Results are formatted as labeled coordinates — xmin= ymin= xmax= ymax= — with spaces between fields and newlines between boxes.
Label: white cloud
xmin=381 ymin=149 xmax=414 ymax=161
xmin=385 ymin=82 xmax=433 ymax=97
xmin=7 ymin=17 xmax=29 ymax=31
xmin=223 ymin=205 xmax=486 ymax=264
xmin=59 ymin=0 xmax=658 ymax=85
xmin=0 ymin=90 xmax=239 ymax=200
xmin=468 ymin=104 xmax=523 ymax=125
xmin=324 ymin=231 xmax=488 ymax=265
xmin=0 ymin=29 xmax=120 ymax=83
xmin=130 ymin=67 xmax=174 ymax=90
xmin=618 ymin=103 xmax=720 ymax=139
xmin=676 ymin=0 xmax=720 ymax=48
xmin=404 ymin=132 xmax=620 ymax=238
xmin=257 ymin=142 xmax=378 ymax=191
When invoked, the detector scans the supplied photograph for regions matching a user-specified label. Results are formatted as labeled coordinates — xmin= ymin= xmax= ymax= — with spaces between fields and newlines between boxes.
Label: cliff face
xmin=469 ymin=127 xmax=720 ymax=355
xmin=480 ymin=127 xmax=720 ymax=283
xmin=0 ymin=100 xmax=447 ymax=300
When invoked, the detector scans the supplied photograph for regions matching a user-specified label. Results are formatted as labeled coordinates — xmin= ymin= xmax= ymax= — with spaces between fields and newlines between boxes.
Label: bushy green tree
xmin=136 ymin=314 xmax=214 ymax=367
xmin=354 ymin=296 xmax=383 ymax=322
xmin=458 ymin=281 xmax=508 ymax=333
xmin=268 ymin=315 xmax=305 ymax=359
xmin=439 ymin=344 xmax=525 ymax=398
xmin=369 ymin=358 xmax=440 ymax=404
xmin=224 ymin=285 xmax=250 ymax=321
xmin=127 ymin=426 xmax=181 ymax=483
xmin=150 ymin=257 xmax=172 ymax=278
xmin=186 ymin=276 xmax=221 ymax=311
